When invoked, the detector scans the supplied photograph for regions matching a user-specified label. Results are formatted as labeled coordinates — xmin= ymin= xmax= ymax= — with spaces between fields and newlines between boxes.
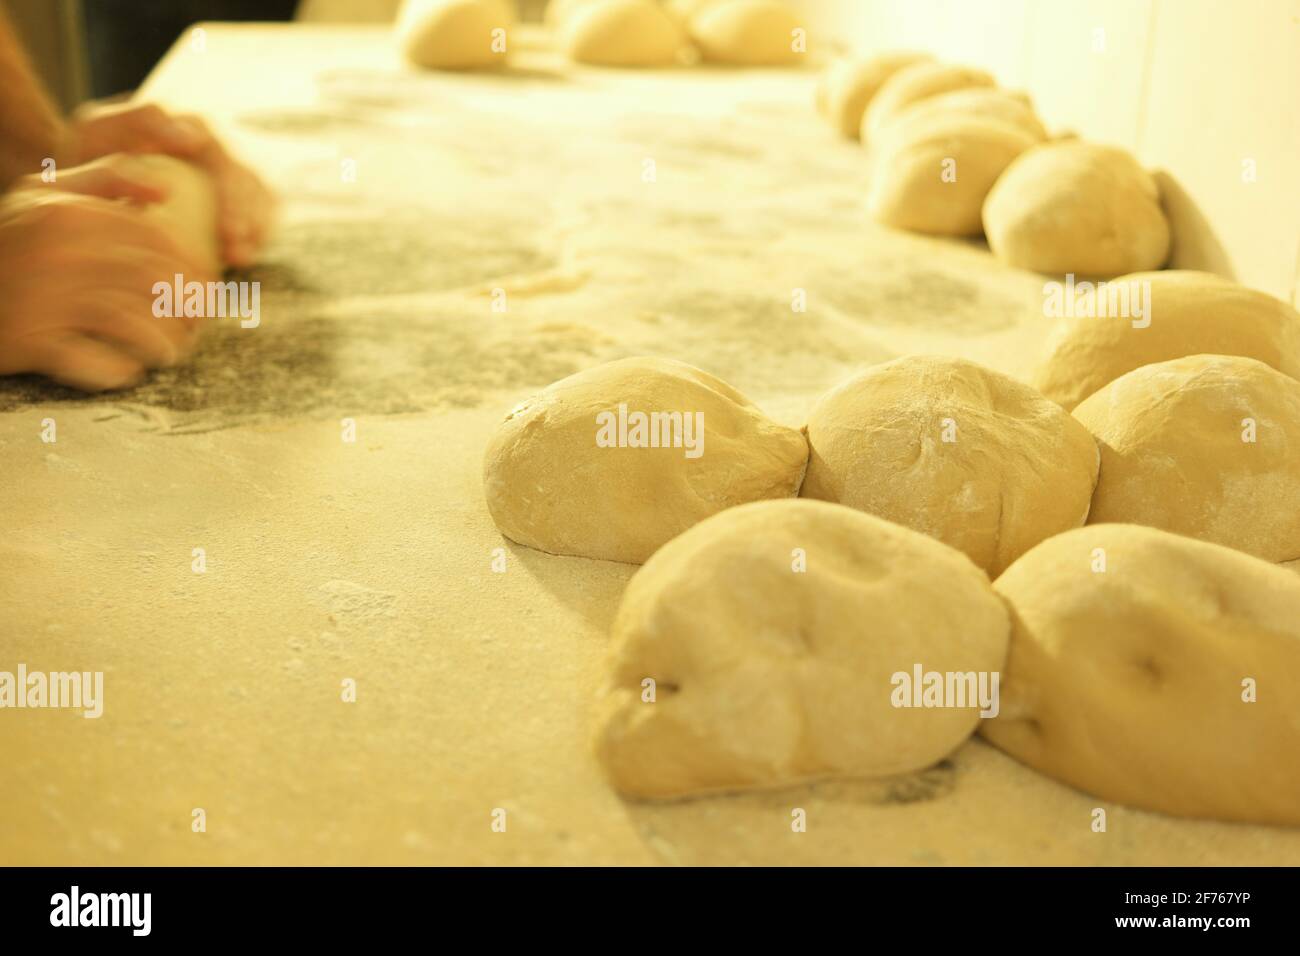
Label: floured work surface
xmin=1 ymin=25 xmax=1295 ymax=864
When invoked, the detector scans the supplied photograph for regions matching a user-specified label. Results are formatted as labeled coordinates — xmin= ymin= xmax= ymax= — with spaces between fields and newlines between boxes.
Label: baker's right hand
xmin=0 ymin=185 xmax=217 ymax=391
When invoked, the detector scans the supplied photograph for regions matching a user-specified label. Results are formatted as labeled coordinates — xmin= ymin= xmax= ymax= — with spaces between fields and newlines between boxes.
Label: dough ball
xmin=544 ymin=0 xmax=599 ymax=27
xmin=121 ymin=154 xmax=222 ymax=274
xmin=867 ymin=114 xmax=1039 ymax=236
xmin=815 ymin=52 xmax=931 ymax=140
xmin=860 ymin=61 xmax=995 ymax=142
xmin=483 ymin=357 xmax=808 ymax=564
xmin=688 ymin=0 xmax=805 ymax=66
xmin=1034 ymin=270 xmax=1300 ymax=410
xmin=982 ymin=141 xmax=1170 ymax=277
xmin=398 ymin=0 xmax=513 ymax=70
xmin=801 ymin=355 xmax=1099 ymax=576
xmin=985 ymin=523 xmax=1300 ymax=825
xmin=561 ymin=0 xmax=684 ymax=67
xmin=889 ymin=87 xmax=1047 ymax=142
xmin=595 ymin=498 xmax=1010 ymax=798
xmin=1074 ymin=354 xmax=1300 ymax=562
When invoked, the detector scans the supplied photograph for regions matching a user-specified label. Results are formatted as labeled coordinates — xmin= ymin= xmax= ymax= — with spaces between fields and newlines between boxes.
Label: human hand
xmin=62 ymin=100 xmax=275 ymax=267
xmin=0 ymin=186 xmax=217 ymax=391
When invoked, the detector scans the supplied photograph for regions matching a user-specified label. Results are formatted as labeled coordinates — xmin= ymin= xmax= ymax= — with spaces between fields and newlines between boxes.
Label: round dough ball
xmin=889 ymin=87 xmax=1047 ymax=142
xmin=860 ymin=61 xmax=995 ymax=142
xmin=867 ymin=114 xmax=1039 ymax=236
xmin=688 ymin=0 xmax=805 ymax=66
xmin=815 ymin=52 xmax=931 ymax=140
xmin=483 ymin=357 xmax=808 ymax=564
xmin=561 ymin=0 xmax=684 ymax=67
xmin=985 ymin=523 xmax=1300 ymax=825
xmin=595 ymin=498 xmax=1010 ymax=798
xmin=398 ymin=0 xmax=514 ymax=70
xmin=1034 ymin=270 xmax=1300 ymax=410
xmin=983 ymin=141 xmax=1170 ymax=277
xmin=802 ymin=355 xmax=1099 ymax=576
xmin=1074 ymin=354 xmax=1300 ymax=562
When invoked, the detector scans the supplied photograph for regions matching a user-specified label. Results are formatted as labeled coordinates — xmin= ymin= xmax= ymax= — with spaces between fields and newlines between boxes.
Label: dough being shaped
xmin=562 ymin=0 xmax=684 ymax=67
xmin=982 ymin=141 xmax=1170 ymax=277
xmin=483 ymin=357 xmax=808 ymax=564
xmin=398 ymin=0 xmax=513 ymax=70
xmin=595 ymin=498 xmax=1010 ymax=798
xmin=985 ymin=523 xmax=1300 ymax=826
xmin=688 ymin=0 xmax=804 ymax=66
xmin=1073 ymin=354 xmax=1300 ymax=562
xmin=889 ymin=87 xmax=1047 ymax=142
xmin=815 ymin=52 xmax=931 ymax=140
xmin=1034 ymin=270 xmax=1300 ymax=410
xmin=801 ymin=355 xmax=1099 ymax=576
xmin=121 ymin=154 xmax=222 ymax=274
xmin=860 ymin=61 xmax=995 ymax=142
xmin=867 ymin=114 xmax=1038 ymax=236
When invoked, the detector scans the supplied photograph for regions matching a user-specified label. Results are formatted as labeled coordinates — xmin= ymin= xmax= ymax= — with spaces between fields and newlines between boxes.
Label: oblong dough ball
xmin=889 ymin=87 xmax=1047 ymax=142
xmin=120 ymin=154 xmax=222 ymax=274
xmin=398 ymin=0 xmax=513 ymax=70
xmin=983 ymin=141 xmax=1170 ymax=277
xmin=688 ymin=0 xmax=804 ymax=66
xmin=867 ymin=114 xmax=1039 ymax=236
xmin=1035 ymin=270 xmax=1300 ymax=410
xmin=561 ymin=0 xmax=684 ymax=67
xmin=815 ymin=52 xmax=931 ymax=140
xmin=802 ymin=355 xmax=1099 ymax=576
xmin=595 ymin=498 xmax=1010 ymax=798
xmin=861 ymin=61 xmax=995 ymax=142
xmin=483 ymin=357 xmax=808 ymax=564
xmin=985 ymin=524 xmax=1300 ymax=825
xmin=1074 ymin=354 xmax=1300 ymax=562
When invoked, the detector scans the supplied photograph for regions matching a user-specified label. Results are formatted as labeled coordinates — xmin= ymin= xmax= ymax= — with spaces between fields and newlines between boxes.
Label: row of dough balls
xmin=482 ymin=285 xmax=1300 ymax=820
xmin=817 ymin=54 xmax=1171 ymax=276
xmin=398 ymin=0 xmax=808 ymax=71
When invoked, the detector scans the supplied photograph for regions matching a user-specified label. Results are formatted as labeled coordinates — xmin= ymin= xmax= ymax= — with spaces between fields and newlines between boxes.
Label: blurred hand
xmin=0 ymin=185 xmax=217 ymax=391
xmin=62 ymin=100 xmax=275 ymax=267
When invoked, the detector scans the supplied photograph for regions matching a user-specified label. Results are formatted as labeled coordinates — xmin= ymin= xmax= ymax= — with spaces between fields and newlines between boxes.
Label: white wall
xmin=800 ymin=0 xmax=1300 ymax=305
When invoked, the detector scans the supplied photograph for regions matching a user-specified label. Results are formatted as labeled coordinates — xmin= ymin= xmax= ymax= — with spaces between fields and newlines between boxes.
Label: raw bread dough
xmin=482 ymin=356 xmax=808 ymax=564
xmin=815 ymin=53 xmax=931 ymax=140
xmin=982 ymin=141 xmax=1170 ymax=277
xmin=121 ymin=154 xmax=222 ymax=274
xmin=985 ymin=523 xmax=1300 ymax=826
xmin=545 ymin=0 xmax=600 ymax=26
xmin=801 ymin=355 xmax=1099 ymax=576
xmin=889 ymin=87 xmax=1047 ymax=142
xmin=561 ymin=0 xmax=684 ymax=67
xmin=397 ymin=0 xmax=513 ymax=70
xmin=594 ymin=498 xmax=1010 ymax=798
xmin=1074 ymin=354 xmax=1300 ymax=562
xmin=860 ymin=62 xmax=995 ymax=142
xmin=1034 ymin=270 xmax=1300 ymax=410
xmin=867 ymin=114 xmax=1039 ymax=236
xmin=687 ymin=0 xmax=804 ymax=66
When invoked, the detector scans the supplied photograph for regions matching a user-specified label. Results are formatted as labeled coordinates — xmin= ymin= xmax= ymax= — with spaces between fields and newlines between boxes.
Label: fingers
xmin=25 ymin=334 xmax=146 ymax=393
xmin=51 ymin=162 xmax=170 ymax=204
xmin=78 ymin=293 xmax=185 ymax=368
xmin=71 ymin=101 xmax=210 ymax=162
